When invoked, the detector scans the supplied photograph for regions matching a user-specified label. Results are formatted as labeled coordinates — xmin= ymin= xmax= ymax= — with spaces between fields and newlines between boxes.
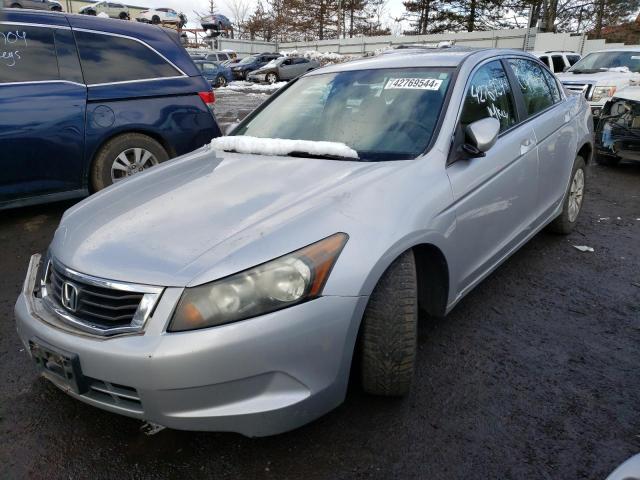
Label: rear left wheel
xmin=151 ymin=15 xmax=160 ymax=24
xmin=119 ymin=11 xmax=128 ymax=19
xmin=90 ymin=133 xmax=169 ymax=191
xmin=360 ymin=250 xmax=418 ymax=396
xmin=548 ymin=155 xmax=586 ymax=234
xmin=215 ymin=75 xmax=227 ymax=88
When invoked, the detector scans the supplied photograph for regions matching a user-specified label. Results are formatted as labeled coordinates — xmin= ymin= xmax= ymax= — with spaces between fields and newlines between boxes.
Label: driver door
xmin=446 ymin=59 xmax=540 ymax=295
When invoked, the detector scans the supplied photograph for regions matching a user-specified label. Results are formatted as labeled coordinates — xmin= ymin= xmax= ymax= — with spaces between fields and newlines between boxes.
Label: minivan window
xmin=74 ymin=31 xmax=180 ymax=84
xmin=235 ymin=68 xmax=452 ymax=161
xmin=1 ymin=25 xmax=59 ymax=83
xmin=460 ymin=60 xmax=516 ymax=132
xmin=551 ymin=55 xmax=565 ymax=72
xmin=508 ymin=58 xmax=554 ymax=116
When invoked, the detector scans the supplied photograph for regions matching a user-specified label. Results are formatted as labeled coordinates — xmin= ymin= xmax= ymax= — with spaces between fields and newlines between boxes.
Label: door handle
xmin=520 ymin=138 xmax=534 ymax=155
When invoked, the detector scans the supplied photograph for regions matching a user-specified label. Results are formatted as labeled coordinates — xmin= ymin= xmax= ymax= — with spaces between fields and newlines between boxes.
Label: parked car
xmin=557 ymin=48 xmax=640 ymax=117
xmin=2 ymin=0 xmax=61 ymax=10
xmin=231 ymin=53 xmax=281 ymax=80
xmin=136 ymin=8 xmax=180 ymax=24
xmin=247 ymin=56 xmax=320 ymax=84
xmin=0 ymin=9 xmax=222 ymax=209
xmin=205 ymin=51 xmax=231 ymax=62
xmin=78 ymin=1 xmax=129 ymax=19
xmin=15 ymin=47 xmax=593 ymax=437
xmin=532 ymin=50 xmax=581 ymax=73
xmin=594 ymin=84 xmax=640 ymax=166
xmin=194 ymin=59 xmax=233 ymax=87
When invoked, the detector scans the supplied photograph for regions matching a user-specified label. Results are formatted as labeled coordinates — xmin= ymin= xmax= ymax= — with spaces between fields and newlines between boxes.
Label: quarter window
xmin=74 ymin=31 xmax=180 ymax=84
xmin=1 ymin=26 xmax=59 ymax=83
xmin=460 ymin=60 xmax=517 ymax=132
xmin=508 ymin=58 xmax=555 ymax=116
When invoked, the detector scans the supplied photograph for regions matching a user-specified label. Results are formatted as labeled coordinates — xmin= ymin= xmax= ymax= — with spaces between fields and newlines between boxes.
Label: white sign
xmin=384 ymin=78 xmax=443 ymax=90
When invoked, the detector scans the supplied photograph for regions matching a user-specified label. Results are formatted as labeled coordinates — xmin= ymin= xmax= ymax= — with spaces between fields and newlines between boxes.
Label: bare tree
xmin=226 ymin=0 xmax=251 ymax=38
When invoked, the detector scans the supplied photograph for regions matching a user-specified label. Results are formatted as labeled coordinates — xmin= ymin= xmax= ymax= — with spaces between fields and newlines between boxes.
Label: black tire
xmin=266 ymin=72 xmax=279 ymax=84
xmin=151 ymin=15 xmax=160 ymax=24
xmin=51 ymin=5 xmax=62 ymax=11
xmin=10 ymin=3 xmax=22 ymax=7
xmin=119 ymin=11 xmax=128 ymax=19
xmin=87 ymin=9 xmax=96 ymax=15
xmin=90 ymin=133 xmax=169 ymax=191
xmin=594 ymin=152 xmax=620 ymax=167
xmin=214 ymin=75 xmax=227 ymax=88
xmin=361 ymin=250 xmax=418 ymax=396
xmin=548 ymin=155 xmax=586 ymax=235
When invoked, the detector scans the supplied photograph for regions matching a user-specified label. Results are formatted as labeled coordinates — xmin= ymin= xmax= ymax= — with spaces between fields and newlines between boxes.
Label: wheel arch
xmin=87 ymin=129 xmax=175 ymax=192
xmin=577 ymin=141 xmax=593 ymax=164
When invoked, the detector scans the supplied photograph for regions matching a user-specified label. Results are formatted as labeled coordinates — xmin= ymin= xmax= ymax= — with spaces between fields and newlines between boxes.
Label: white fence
xmin=212 ymin=28 xmax=638 ymax=58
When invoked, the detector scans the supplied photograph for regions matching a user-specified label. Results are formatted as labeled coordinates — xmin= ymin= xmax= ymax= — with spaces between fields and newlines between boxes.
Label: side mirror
xmin=464 ymin=117 xmax=500 ymax=157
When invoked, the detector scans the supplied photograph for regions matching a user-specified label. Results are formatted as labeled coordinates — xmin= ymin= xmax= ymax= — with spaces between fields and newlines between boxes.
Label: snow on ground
xmin=210 ymin=136 xmax=359 ymax=159
xmin=280 ymin=49 xmax=360 ymax=66
xmin=219 ymin=81 xmax=289 ymax=92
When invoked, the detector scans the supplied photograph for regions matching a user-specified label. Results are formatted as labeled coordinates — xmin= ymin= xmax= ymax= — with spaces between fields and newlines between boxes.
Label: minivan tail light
xmin=198 ymin=91 xmax=216 ymax=108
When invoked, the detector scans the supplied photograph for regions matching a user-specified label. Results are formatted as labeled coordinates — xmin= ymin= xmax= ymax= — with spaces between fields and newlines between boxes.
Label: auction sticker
xmin=384 ymin=78 xmax=443 ymax=90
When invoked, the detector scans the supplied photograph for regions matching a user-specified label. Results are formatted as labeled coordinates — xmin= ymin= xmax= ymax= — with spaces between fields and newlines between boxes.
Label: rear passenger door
xmin=0 ymin=23 xmax=87 ymax=205
xmin=447 ymin=59 xmax=539 ymax=293
xmin=292 ymin=58 xmax=310 ymax=77
xmin=506 ymin=57 xmax=575 ymax=222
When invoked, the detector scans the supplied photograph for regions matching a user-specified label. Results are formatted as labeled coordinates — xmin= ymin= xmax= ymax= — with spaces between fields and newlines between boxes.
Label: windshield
xmin=264 ymin=59 xmax=280 ymax=69
xmin=239 ymin=56 xmax=257 ymax=65
xmin=234 ymin=68 xmax=452 ymax=161
xmin=569 ymin=51 xmax=640 ymax=73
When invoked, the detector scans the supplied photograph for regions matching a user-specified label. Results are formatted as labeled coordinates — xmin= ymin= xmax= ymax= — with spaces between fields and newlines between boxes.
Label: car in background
xmin=15 ymin=47 xmax=593 ymax=437
xmin=205 ymin=51 xmax=231 ymax=62
xmin=2 ymin=0 xmax=61 ymax=10
xmin=557 ymin=48 xmax=640 ymax=117
xmin=231 ymin=53 xmax=281 ymax=80
xmin=137 ymin=8 xmax=180 ymax=24
xmin=594 ymin=84 xmax=640 ymax=166
xmin=200 ymin=13 xmax=232 ymax=34
xmin=0 ymin=9 xmax=222 ymax=209
xmin=78 ymin=1 xmax=129 ymax=19
xmin=532 ymin=51 xmax=581 ymax=73
xmin=248 ymin=56 xmax=320 ymax=84
xmin=194 ymin=59 xmax=233 ymax=88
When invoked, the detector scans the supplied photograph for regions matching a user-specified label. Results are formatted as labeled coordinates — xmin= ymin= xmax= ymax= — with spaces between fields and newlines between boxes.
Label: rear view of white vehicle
xmin=533 ymin=51 xmax=581 ymax=73
xmin=558 ymin=48 xmax=640 ymax=116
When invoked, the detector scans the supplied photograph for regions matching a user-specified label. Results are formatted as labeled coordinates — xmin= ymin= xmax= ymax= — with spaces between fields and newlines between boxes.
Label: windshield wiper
xmin=286 ymin=151 xmax=361 ymax=161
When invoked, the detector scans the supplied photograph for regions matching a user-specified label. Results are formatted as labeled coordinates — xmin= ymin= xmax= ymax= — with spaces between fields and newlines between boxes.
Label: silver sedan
xmin=15 ymin=47 xmax=593 ymax=437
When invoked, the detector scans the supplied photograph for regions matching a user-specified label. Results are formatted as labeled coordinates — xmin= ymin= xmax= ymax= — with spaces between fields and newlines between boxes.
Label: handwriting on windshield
xmin=1 ymin=30 xmax=28 ymax=67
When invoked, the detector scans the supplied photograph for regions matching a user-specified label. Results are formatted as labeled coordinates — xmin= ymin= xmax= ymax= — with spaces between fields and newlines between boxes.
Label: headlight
xmin=591 ymin=86 xmax=617 ymax=103
xmin=168 ymin=233 xmax=348 ymax=332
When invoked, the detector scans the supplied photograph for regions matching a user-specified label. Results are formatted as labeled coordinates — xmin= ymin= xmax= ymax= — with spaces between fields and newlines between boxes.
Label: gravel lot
xmin=1 ymin=88 xmax=639 ymax=479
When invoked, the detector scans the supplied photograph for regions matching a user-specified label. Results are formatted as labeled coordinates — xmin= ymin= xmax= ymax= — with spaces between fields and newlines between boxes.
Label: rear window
xmin=74 ymin=31 xmax=180 ymax=84
xmin=1 ymin=25 xmax=59 ymax=83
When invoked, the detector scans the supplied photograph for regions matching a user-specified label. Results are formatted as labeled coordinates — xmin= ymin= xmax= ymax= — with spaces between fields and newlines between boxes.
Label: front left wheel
xmin=90 ymin=133 xmax=169 ymax=191
xmin=214 ymin=75 xmax=227 ymax=88
xmin=360 ymin=250 xmax=418 ymax=397
xmin=266 ymin=72 xmax=278 ymax=84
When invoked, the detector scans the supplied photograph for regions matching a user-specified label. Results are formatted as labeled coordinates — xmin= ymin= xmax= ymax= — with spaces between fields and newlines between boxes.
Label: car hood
xmin=557 ymin=70 xmax=640 ymax=86
xmin=52 ymin=147 xmax=392 ymax=287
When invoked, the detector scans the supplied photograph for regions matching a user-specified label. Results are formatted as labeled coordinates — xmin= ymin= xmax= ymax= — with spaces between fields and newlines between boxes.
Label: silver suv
xmin=16 ymin=48 xmax=593 ymax=437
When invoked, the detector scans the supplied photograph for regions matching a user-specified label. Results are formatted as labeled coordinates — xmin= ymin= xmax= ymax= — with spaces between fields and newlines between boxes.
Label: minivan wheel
xmin=360 ymin=249 xmax=418 ymax=396
xmin=548 ymin=155 xmax=586 ymax=234
xmin=266 ymin=72 xmax=278 ymax=84
xmin=215 ymin=75 xmax=227 ymax=88
xmin=91 ymin=134 xmax=169 ymax=191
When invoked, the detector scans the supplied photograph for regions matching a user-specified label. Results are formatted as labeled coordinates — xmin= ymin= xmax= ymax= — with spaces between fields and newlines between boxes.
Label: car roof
xmin=310 ymin=47 xmax=531 ymax=75
xmin=0 ymin=9 xmax=199 ymax=76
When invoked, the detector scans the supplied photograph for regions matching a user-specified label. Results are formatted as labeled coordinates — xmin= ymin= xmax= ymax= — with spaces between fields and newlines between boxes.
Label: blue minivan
xmin=0 ymin=9 xmax=222 ymax=209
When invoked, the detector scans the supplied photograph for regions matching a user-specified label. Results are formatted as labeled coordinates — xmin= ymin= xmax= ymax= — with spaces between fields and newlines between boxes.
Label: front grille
xmin=562 ymin=82 xmax=592 ymax=99
xmin=48 ymin=265 xmax=144 ymax=330
xmin=84 ymin=377 xmax=143 ymax=414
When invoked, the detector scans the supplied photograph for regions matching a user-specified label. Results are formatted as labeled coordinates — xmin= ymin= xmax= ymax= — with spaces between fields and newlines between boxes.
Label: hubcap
xmin=567 ymin=168 xmax=584 ymax=222
xmin=267 ymin=74 xmax=277 ymax=84
xmin=110 ymin=147 xmax=158 ymax=183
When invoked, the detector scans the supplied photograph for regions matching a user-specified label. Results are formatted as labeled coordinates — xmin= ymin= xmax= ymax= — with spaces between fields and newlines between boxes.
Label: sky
xmin=129 ymin=0 xmax=407 ymax=30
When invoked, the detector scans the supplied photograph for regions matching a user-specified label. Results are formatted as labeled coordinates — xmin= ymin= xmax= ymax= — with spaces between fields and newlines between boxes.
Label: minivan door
xmin=0 ymin=24 xmax=87 ymax=205
xmin=446 ymin=59 xmax=539 ymax=295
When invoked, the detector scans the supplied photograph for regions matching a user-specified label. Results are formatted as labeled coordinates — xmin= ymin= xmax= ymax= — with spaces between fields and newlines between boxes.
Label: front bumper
xmin=15 ymin=254 xmax=367 ymax=436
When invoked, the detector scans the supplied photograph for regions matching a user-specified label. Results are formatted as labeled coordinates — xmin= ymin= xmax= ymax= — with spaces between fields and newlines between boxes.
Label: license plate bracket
xmin=29 ymin=339 xmax=88 ymax=394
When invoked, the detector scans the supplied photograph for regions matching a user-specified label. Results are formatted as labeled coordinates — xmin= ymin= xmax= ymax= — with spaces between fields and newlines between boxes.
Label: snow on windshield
xmin=210 ymin=136 xmax=359 ymax=159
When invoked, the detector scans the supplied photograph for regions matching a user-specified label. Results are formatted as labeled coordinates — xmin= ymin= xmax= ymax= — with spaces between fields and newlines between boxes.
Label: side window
xmin=551 ymin=55 xmax=565 ymax=72
xmin=539 ymin=56 xmax=549 ymax=68
xmin=0 ymin=25 xmax=59 ymax=83
xmin=508 ymin=58 xmax=554 ymax=116
xmin=541 ymin=68 xmax=561 ymax=103
xmin=460 ymin=60 xmax=517 ymax=132
xmin=202 ymin=63 xmax=216 ymax=74
xmin=567 ymin=55 xmax=580 ymax=66
xmin=294 ymin=58 xmax=308 ymax=64
xmin=54 ymin=29 xmax=83 ymax=84
xmin=74 ymin=31 xmax=180 ymax=84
